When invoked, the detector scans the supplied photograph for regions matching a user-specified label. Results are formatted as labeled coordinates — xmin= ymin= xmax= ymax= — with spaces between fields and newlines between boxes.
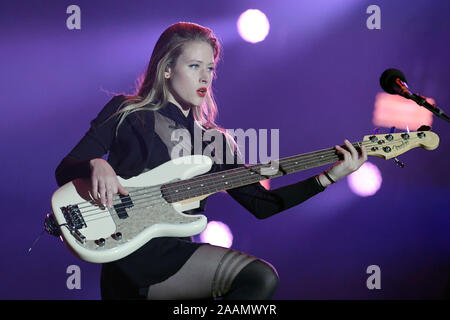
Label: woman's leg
xmin=146 ymin=244 xmax=279 ymax=300
xmin=221 ymin=259 xmax=279 ymax=300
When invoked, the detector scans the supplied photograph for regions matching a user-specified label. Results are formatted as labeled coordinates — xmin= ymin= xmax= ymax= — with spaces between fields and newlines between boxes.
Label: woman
xmin=55 ymin=22 xmax=367 ymax=300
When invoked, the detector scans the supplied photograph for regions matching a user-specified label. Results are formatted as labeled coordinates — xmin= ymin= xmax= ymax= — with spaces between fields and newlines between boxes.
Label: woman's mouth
xmin=196 ymin=88 xmax=207 ymax=97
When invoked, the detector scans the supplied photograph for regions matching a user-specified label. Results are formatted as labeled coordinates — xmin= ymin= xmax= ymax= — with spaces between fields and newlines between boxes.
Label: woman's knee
xmin=249 ymin=260 xmax=279 ymax=292
xmin=226 ymin=260 xmax=279 ymax=299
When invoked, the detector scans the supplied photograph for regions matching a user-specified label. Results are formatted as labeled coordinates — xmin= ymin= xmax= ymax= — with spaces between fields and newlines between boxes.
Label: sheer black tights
xmin=145 ymin=244 xmax=279 ymax=300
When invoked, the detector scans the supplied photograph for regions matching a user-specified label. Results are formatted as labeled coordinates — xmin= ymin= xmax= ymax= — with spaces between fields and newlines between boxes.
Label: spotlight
xmin=347 ymin=162 xmax=382 ymax=197
xmin=237 ymin=9 xmax=270 ymax=43
xmin=199 ymin=221 xmax=233 ymax=248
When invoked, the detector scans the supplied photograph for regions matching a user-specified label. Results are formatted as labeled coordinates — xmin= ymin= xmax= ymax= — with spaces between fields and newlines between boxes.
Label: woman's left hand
xmin=326 ymin=139 xmax=368 ymax=183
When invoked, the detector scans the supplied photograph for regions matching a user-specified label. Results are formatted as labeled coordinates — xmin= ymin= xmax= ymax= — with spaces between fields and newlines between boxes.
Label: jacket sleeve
xmin=227 ymin=175 xmax=325 ymax=220
xmin=55 ymin=95 xmax=125 ymax=187
xmin=219 ymin=137 xmax=326 ymax=219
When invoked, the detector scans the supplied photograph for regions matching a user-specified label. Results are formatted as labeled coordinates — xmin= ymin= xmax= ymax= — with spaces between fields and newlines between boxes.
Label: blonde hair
xmin=112 ymin=22 xmax=224 ymax=136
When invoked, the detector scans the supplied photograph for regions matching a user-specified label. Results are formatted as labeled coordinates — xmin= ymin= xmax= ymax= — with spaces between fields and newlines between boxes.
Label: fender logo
xmin=392 ymin=140 xmax=409 ymax=151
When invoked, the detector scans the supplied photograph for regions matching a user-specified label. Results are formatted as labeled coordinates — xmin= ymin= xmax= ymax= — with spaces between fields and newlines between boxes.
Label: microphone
xmin=379 ymin=68 xmax=449 ymax=123
xmin=380 ymin=68 xmax=413 ymax=98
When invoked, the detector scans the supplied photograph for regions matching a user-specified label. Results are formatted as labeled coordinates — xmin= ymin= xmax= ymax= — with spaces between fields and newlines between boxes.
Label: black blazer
xmin=55 ymin=95 xmax=325 ymax=220
xmin=56 ymin=95 xmax=157 ymax=185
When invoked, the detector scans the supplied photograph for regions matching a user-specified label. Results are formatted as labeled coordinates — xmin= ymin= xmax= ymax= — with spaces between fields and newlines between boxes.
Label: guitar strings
xmin=77 ymin=140 xmax=360 ymax=212
xmin=79 ymin=154 xmax=342 ymax=224
xmin=77 ymin=147 xmax=337 ymax=212
xmin=77 ymin=139 xmax=395 ymax=223
xmin=78 ymin=142 xmax=407 ymax=225
xmin=75 ymin=139 xmax=370 ymax=211
xmin=76 ymin=138 xmax=397 ymax=221
xmin=59 ymin=134 xmax=418 ymax=227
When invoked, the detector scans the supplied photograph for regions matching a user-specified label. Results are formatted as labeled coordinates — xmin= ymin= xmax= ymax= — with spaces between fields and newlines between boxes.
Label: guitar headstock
xmin=363 ymin=131 xmax=440 ymax=159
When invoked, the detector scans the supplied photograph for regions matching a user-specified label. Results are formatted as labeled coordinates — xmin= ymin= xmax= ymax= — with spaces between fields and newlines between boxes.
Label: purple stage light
xmin=236 ymin=9 xmax=270 ymax=43
xmin=199 ymin=221 xmax=233 ymax=248
xmin=347 ymin=162 xmax=382 ymax=197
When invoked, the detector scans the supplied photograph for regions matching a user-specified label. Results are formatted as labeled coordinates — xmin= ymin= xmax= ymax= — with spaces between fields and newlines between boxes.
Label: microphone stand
xmin=409 ymin=93 xmax=450 ymax=123
xmin=383 ymin=71 xmax=449 ymax=123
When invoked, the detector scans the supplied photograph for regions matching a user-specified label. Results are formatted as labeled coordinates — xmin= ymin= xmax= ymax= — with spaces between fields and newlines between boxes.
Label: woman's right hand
xmin=89 ymin=158 xmax=128 ymax=208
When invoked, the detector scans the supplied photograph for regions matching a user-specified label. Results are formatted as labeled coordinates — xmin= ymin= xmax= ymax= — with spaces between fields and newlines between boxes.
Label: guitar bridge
xmin=61 ymin=205 xmax=87 ymax=230
xmin=68 ymin=227 xmax=86 ymax=243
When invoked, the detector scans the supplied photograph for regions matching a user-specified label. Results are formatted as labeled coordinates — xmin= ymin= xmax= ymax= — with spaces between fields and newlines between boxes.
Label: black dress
xmin=55 ymin=95 xmax=325 ymax=297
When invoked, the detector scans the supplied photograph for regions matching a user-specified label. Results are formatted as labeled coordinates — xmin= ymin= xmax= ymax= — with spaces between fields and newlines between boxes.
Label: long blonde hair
xmin=112 ymin=22 xmax=224 ymax=136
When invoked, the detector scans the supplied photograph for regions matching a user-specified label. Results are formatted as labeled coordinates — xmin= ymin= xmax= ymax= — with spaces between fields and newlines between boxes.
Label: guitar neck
xmin=155 ymin=129 xmax=441 ymax=203
xmin=162 ymin=143 xmax=349 ymax=203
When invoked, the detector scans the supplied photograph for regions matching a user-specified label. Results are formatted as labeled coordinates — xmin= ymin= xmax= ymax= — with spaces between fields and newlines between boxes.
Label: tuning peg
xmin=393 ymin=157 xmax=405 ymax=168
xmin=417 ymin=125 xmax=431 ymax=131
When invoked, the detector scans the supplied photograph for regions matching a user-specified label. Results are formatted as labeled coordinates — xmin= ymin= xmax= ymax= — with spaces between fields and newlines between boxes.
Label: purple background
xmin=1 ymin=0 xmax=449 ymax=299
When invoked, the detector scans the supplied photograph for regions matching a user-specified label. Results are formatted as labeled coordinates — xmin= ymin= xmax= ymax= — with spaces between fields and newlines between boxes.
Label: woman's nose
xmin=200 ymin=70 xmax=210 ymax=84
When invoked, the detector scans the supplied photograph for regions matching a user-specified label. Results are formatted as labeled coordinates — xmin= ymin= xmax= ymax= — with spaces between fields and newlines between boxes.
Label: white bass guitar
xmin=45 ymin=130 xmax=439 ymax=263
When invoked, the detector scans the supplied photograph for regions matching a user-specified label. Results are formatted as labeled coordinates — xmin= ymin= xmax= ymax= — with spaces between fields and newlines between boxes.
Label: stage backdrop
xmin=1 ymin=0 xmax=448 ymax=299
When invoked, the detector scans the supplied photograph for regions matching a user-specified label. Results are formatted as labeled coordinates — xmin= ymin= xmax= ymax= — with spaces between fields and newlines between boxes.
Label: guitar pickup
xmin=114 ymin=194 xmax=134 ymax=219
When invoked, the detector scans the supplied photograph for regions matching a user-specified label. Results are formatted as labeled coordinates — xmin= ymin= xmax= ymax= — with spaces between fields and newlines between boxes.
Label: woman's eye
xmin=188 ymin=64 xmax=214 ymax=72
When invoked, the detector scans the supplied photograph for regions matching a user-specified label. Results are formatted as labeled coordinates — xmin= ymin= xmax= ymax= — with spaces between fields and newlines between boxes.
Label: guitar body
xmin=51 ymin=155 xmax=212 ymax=263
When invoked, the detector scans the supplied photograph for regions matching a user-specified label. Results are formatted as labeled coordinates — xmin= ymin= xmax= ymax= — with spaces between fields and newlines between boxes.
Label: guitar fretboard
xmin=161 ymin=144 xmax=350 ymax=203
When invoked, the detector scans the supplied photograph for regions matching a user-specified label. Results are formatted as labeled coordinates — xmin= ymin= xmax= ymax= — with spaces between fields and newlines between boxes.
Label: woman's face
xmin=166 ymin=41 xmax=215 ymax=109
